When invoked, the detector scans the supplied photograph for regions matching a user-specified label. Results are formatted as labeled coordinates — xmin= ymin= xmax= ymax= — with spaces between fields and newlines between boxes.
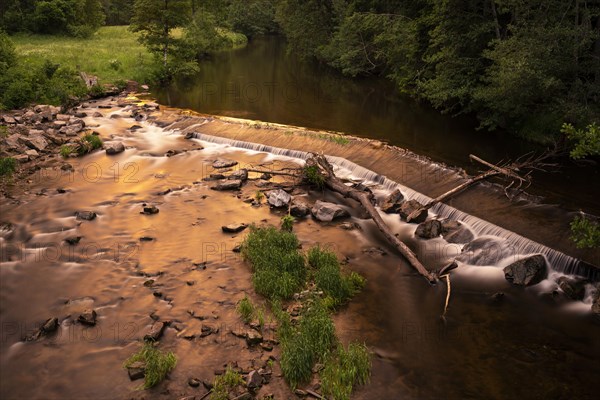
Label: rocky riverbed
xmin=1 ymin=93 xmax=599 ymax=400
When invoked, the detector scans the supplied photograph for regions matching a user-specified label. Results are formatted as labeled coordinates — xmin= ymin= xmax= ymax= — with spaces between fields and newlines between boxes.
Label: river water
xmin=1 ymin=97 xmax=598 ymax=399
xmin=155 ymin=36 xmax=599 ymax=215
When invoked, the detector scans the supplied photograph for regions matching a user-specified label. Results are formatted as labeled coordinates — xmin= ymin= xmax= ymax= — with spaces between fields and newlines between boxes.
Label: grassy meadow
xmin=11 ymin=26 xmax=155 ymax=85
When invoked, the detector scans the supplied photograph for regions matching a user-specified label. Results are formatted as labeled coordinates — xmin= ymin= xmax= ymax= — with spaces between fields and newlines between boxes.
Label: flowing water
xmin=1 ymin=98 xmax=598 ymax=399
xmin=155 ymin=36 xmax=600 ymax=215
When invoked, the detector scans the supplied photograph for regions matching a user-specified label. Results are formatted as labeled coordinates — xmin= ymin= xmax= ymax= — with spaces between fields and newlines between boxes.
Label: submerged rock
xmin=105 ymin=142 xmax=125 ymax=155
xmin=311 ymin=200 xmax=350 ymax=222
xmin=268 ymin=189 xmax=291 ymax=208
xmin=222 ymin=223 xmax=248 ymax=233
xmin=213 ymin=159 xmax=238 ymax=169
xmin=415 ymin=220 xmax=442 ymax=239
xmin=228 ymin=169 xmax=249 ymax=182
xmin=75 ymin=211 xmax=97 ymax=221
xmin=142 ymin=205 xmax=159 ymax=215
xmin=398 ymin=200 xmax=428 ymax=223
xmin=503 ymin=255 xmax=547 ymax=286
xmin=211 ymin=179 xmax=242 ymax=191
xmin=77 ymin=309 xmax=97 ymax=326
xmin=557 ymin=276 xmax=587 ymax=301
xmin=64 ymin=236 xmax=82 ymax=245
xmin=380 ymin=189 xmax=404 ymax=213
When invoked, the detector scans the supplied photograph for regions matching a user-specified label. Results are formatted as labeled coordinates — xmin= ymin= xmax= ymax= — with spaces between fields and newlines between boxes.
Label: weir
xmin=189 ymin=131 xmax=598 ymax=281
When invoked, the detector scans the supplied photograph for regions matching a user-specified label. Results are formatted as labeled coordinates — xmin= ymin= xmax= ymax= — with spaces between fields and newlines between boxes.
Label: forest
xmin=1 ymin=0 xmax=599 ymax=143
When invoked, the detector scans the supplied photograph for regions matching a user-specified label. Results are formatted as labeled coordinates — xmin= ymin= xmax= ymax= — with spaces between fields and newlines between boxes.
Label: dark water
xmin=155 ymin=36 xmax=599 ymax=214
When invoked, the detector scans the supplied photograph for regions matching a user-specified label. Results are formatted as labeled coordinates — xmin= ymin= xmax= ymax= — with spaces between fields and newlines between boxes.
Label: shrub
xmin=570 ymin=215 xmax=600 ymax=249
xmin=0 ymin=157 xmax=17 ymax=177
xmin=211 ymin=366 xmax=244 ymax=400
xmin=303 ymin=164 xmax=325 ymax=189
xmin=76 ymin=133 xmax=103 ymax=156
xmin=60 ymin=145 xmax=75 ymax=158
xmin=254 ymin=190 xmax=264 ymax=203
xmin=124 ymin=342 xmax=177 ymax=389
xmin=242 ymin=226 xmax=307 ymax=299
xmin=321 ymin=342 xmax=371 ymax=400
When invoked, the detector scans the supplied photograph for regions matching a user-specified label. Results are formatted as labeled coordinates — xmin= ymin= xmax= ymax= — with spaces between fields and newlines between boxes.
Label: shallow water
xmin=0 ymin=98 xmax=599 ymax=399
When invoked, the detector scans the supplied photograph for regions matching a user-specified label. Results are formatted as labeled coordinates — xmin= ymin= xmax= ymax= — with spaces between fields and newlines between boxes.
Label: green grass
xmin=321 ymin=343 xmax=371 ymax=400
xmin=124 ymin=342 xmax=177 ymax=389
xmin=237 ymin=295 xmax=255 ymax=324
xmin=0 ymin=126 xmax=8 ymax=138
xmin=242 ymin=226 xmax=307 ymax=299
xmin=308 ymin=246 xmax=366 ymax=306
xmin=303 ymin=164 xmax=325 ymax=189
xmin=315 ymin=133 xmax=351 ymax=145
xmin=0 ymin=157 xmax=17 ymax=177
xmin=76 ymin=133 xmax=103 ymax=156
xmin=12 ymin=26 xmax=155 ymax=85
xmin=211 ymin=366 xmax=244 ymax=400
xmin=570 ymin=215 xmax=600 ymax=249
xmin=60 ymin=144 xmax=75 ymax=158
xmin=281 ymin=215 xmax=295 ymax=232
xmin=254 ymin=190 xmax=265 ymax=203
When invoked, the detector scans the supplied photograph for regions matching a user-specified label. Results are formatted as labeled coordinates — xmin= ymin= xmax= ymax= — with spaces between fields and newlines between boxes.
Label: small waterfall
xmin=191 ymin=132 xmax=598 ymax=281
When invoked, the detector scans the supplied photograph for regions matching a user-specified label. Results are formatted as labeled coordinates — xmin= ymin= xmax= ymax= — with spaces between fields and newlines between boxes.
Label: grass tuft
xmin=75 ymin=133 xmax=103 ymax=156
xmin=211 ymin=366 xmax=244 ymax=400
xmin=124 ymin=342 xmax=177 ymax=389
xmin=281 ymin=214 xmax=295 ymax=232
xmin=0 ymin=157 xmax=17 ymax=177
xmin=321 ymin=342 xmax=371 ymax=400
xmin=237 ymin=295 xmax=255 ymax=324
xmin=303 ymin=164 xmax=325 ymax=189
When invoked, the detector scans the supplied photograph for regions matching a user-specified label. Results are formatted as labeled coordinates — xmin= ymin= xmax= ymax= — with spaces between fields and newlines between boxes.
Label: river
xmin=155 ymin=36 xmax=599 ymax=215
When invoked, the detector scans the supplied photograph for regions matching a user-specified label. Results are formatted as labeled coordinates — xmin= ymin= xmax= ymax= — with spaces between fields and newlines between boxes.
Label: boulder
xmin=18 ymin=135 xmax=48 ymax=152
xmin=441 ymin=219 xmax=474 ymax=244
xmin=380 ymin=189 xmax=404 ymax=213
xmin=25 ymin=149 xmax=39 ymax=158
xmin=557 ymin=276 xmax=587 ymax=301
xmin=75 ymin=211 xmax=97 ymax=221
xmin=399 ymin=200 xmax=428 ymax=223
xmin=458 ymin=237 xmax=513 ymax=265
xmin=211 ymin=179 xmax=242 ymax=191
xmin=105 ymin=142 xmax=125 ymax=155
xmin=247 ymin=370 xmax=263 ymax=389
xmin=213 ymin=159 xmax=238 ymax=169
xmin=77 ymin=309 xmax=97 ymax=326
xmin=503 ymin=255 xmax=547 ymax=286
xmin=415 ymin=220 xmax=442 ymax=239
xmin=144 ymin=321 xmax=168 ymax=342
xmin=228 ymin=169 xmax=249 ymax=182
xmin=311 ymin=200 xmax=350 ymax=222
xmin=268 ymin=189 xmax=291 ymax=208
xmin=2 ymin=115 xmax=17 ymax=124
xmin=127 ymin=361 xmax=146 ymax=381
xmin=246 ymin=329 xmax=263 ymax=346
xmin=222 ymin=224 xmax=248 ymax=233
xmin=290 ymin=199 xmax=310 ymax=218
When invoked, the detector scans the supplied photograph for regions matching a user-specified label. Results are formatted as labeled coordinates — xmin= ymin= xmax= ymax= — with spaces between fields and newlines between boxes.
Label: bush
xmin=0 ymin=157 xmax=17 ymax=177
xmin=303 ymin=164 xmax=325 ymax=189
xmin=281 ymin=215 xmax=295 ymax=232
xmin=570 ymin=215 xmax=600 ymax=249
xmin=321 ymin=342 xmax=371 ymax=400
xmin=76 ymin=133 xmax=103 ymax=156
xmin=0 ymin=31 xmax=17 ymax=72
xmin=124 ymin=342 xmax=177 ymax=389
xmin=242 ymin=226 xmax=307 ymax=299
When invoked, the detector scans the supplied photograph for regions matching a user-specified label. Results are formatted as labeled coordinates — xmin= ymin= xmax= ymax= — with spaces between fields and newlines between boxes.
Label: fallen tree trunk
xmin=308 ymin=154 xmax=455 ymax=283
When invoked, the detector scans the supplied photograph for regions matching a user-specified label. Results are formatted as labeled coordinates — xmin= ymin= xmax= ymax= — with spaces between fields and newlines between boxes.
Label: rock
xmin=441 ymin=219 xmax=474 ymax=244
xmin=247 ymin=370 xmax=263 ymax=389
xmin=222 ymin=223 xmax=248 ymax=233
xmin=557 ymin=276 xmax=587 ymax=301
xmin=105 ymin=142 xmax=125 ymax=155
xmin=13 ymin=154 xmax=29 ymax=163
xmin=127 ymin=361 xmax=146 ymax=381
xmin=213 ymin=159 xmax=238 ymax=169
xmin=260 ymin=342 xmax=273 ymax=351
xmin=232 ymin=244 xmax=242 ymax=253
xmin=53 ymin=120 xmax=68 ymax=128
xmin=459 ymin=238 xmax=513 ymax=265
xmin=246 ymin=329 xmax=263 ymax=346
xmin=2 ymin=115 xmax=17 ymax=124
xmin=232 ymin=393 xmax=252 ymax=400
xmin=139 ymin=236 xmax=155 ymax=242
xmin=311 ymin=200 xmax=350 ymax=222
xmin=75 ymin=211 xmax=97 ymax=221
xmin=490 ymin=292 xmax=505 ymax=304
xmin=294 ymin=389 xmax=308 ymax=396
xmin=77 ymin=309 xmax=97 ymax=326
xmin=142 ymin=205 xmax=159 ymax=215
xmin=144 ymin=321 xmax=168 ymax=342
xmin=25 ymin=149 xmax=39 ymax=158
xmin=203 ymin=173 xmax=226 ymax=181
xmin=380 ymin=189 xmax=405 ymax=213
xmin=210 ymin=179 xmax=242 ymax=191
xmin=398 ymin=200 xmax=428 ymax=223
xmin=41 ymin=317 xmax=59 ymax=334
xmin=592 ymin=291 xmax=600 ymax=315
xmin=56 ymin=114 xmax=71 ymax=121
xmin=339 ymin=222 xmax=360 ymax=230
xmin=188 ymin=378 xmax=201 ymax=387
xmin=18 ymin=135 xmax=49 ymax=151
xmin=92 ymin=112 xmax=103 ymax=118
xmin=228 ymin=169 xmax=249 ymax=181
xmin=503 ymin=255 xmax=547 ymax=286
xmin=268 ymin=189 xmax=291 ymax=208
xmin=290 ymin=199 xmax=310 ymax=218
xmin=415 ymin=220 xmax=443 ymax=239
xmin=65 ymin=236 xmax=82 ymax=245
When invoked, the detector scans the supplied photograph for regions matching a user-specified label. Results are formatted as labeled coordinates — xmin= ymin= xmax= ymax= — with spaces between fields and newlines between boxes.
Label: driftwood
xmin=308 ymin=154 xmax=456 ymax=283
xmin=405 ymin=151 xmax=558 ymax=222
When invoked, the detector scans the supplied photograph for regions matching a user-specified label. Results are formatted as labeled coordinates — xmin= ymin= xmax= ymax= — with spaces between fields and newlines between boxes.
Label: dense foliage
xmin=277 ymin=0 xmax=600 ymax=142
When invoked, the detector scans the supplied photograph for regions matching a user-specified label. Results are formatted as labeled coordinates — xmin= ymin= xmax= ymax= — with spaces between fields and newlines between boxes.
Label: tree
xmin=130 ymin=0 xmax=191 ymax=71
